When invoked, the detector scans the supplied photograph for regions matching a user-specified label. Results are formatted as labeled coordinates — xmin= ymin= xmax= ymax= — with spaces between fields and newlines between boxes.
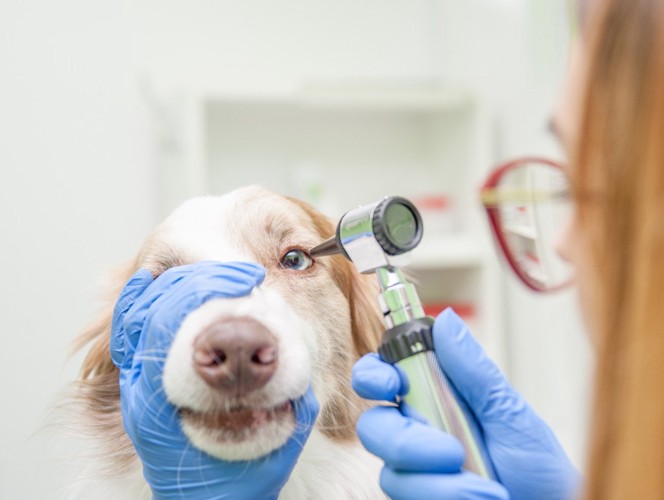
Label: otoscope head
xmin=310 ymin=196 xmax=423 ymax=273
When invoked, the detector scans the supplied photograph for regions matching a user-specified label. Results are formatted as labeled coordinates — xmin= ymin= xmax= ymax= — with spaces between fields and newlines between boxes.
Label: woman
xmin=558 ymin=0 xmax=664 ymax=496
xmin=354 ymin=0 xmax=664 ymax=498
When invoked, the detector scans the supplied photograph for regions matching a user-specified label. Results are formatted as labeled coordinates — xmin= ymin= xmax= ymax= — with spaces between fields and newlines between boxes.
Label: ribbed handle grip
xmin=379 ymin=318 xmax=495 ymax=479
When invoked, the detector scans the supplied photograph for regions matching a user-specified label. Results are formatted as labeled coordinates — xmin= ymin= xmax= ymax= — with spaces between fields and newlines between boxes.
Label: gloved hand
xmin=352 ymin=308 xmax=581 ymax=500
xmin=110 ymin=261 xmax=319 ymax=500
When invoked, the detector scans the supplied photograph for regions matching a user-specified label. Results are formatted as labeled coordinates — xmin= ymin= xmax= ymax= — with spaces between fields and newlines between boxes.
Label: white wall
xmin=0 ymin=1 xmax=591 ymax=497
xmin=0 ymin=1 xmax=153 ymax=497
xmin=129 ymin=0 xmax=443 ymax=89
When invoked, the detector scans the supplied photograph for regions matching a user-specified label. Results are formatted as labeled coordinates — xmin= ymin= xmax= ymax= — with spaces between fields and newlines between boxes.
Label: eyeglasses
xmin=480 ymin=157 xmax=574 ymax=293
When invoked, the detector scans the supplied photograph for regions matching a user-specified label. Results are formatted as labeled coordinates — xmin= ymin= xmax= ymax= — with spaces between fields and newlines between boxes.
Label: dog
xmin=65 ymin=186 xmax=387 ymax=499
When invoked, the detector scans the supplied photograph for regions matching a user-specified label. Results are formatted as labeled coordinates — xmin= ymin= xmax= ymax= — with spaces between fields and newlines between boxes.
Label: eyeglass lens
xmin=494 ymin=161 xmax=574 ymax=291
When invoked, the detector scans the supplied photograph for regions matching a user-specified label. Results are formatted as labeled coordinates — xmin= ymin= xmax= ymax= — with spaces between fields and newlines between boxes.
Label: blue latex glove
xmin=352 ymin=308 xmax=580 ymax=500
xmin=110 ymin=261 xmax=319 ymax=500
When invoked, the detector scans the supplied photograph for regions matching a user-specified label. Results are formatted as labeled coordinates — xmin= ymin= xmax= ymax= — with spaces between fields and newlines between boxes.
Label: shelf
xmin=409 ymin=234 xmax=486 ymax=269
xmin=199 ymin=82 xmax=473 ymax=112
xmin=299 ymin=82 xmax=473 ymax=111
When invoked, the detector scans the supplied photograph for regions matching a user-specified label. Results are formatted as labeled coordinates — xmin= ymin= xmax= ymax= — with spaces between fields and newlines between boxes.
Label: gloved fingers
xmin=120 ymin=264 xmax=200 ymax=372
xmin=133 ymin=262 xmax=267 ymax=382
xmin=138 ymin=261 xmax=267 ymax=333
xmin=110 ymin=268 xmax=154 ymax=368
xmin=181 ymin=261 xmax=266 ymax=292
xmin=351 ymin=353 xmax=405 ymax=401
xmin=432 ymin=308 xmax=524 ymax=427
xmin=380 ymin=468 xmax=509 ymax=500
xmin=119 ymin=374 xmax=172 ymax=442
xmin=154 ymin=274 xmax=264 ymax=324
xmin=357 ymin=406 xmax=465 ymax=474
xmin=123 ymin=261 xmax=266 ymax=374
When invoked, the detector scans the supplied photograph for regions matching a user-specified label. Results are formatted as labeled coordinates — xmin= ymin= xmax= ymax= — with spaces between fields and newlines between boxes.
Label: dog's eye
xmin=280 ymin=249 xmax=313 ymax=271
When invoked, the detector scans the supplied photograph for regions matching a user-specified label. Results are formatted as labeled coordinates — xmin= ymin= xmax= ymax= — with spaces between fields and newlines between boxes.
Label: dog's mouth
xmin=180 ymin=401 xmax=294 ymax=441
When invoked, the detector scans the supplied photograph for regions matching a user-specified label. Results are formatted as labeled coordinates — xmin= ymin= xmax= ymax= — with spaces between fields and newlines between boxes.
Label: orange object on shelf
xmin=412 ymin=194 xmax=457 ymax=235
xmin=414 ymin=195 xmax=450 ymax=211
xmin=422 ymin=302 xmax=475 ymax=320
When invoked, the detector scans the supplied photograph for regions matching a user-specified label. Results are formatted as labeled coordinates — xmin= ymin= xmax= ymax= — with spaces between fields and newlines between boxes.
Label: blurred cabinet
xmin=150 ymin=82 xmax=506 ymax=368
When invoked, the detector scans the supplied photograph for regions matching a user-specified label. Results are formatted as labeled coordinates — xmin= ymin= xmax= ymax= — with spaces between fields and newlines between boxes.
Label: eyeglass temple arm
xmin=480 ymin=188 xmax=569 ymax=207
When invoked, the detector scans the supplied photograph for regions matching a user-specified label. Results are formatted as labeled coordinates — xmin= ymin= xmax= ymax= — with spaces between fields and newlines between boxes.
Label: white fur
xmin=163 ymin=290 xmax=315 ymax=460
xmin=281 ymin=430 xmax=385 ymax=499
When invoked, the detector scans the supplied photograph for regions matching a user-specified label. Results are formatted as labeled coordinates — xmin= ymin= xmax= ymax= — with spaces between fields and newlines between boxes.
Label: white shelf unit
xmin=152 ymin=82 xmax=507 ymax=368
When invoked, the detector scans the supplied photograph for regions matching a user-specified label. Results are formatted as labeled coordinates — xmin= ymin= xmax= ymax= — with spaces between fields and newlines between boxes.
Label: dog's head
xmin=76 ymin=186 xmax=384 ymax=464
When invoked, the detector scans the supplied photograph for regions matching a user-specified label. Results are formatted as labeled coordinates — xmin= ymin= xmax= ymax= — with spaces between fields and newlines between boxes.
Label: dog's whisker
xmin=133 ymin=344 xmax=170 ymax=360
xmin=146 ymin=383 xmax=180 ymax=422
xmin=177 ymin=440 xmax=194 ymax=497
xmin=238 ymin=455 xmax=256 ymax=479
xmin=134 ymin=355 xmax=168 ymax=363
xmin=136 ymin=384 xmax=174 ymax=426
xmin=335 ymin=391 xmax=362 ymax=413
xmin=287 ymin=433 xmax=308 ymax=451
xmin=155 ymin=398 xmax=179 ymax=424
xmin=219 ymin=363 xmax=236 ymax=383
xmin=136 ymin=347 xmax=170 ymax=355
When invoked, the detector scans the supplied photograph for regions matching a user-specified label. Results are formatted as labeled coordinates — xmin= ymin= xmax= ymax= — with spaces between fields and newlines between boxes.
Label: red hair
xmin=575 ymin=0 xmax=664 ymax=497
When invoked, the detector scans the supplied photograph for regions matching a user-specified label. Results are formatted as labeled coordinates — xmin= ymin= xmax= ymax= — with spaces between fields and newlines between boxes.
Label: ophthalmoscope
xmin=310 ymin=196 xmax=495 ymax=479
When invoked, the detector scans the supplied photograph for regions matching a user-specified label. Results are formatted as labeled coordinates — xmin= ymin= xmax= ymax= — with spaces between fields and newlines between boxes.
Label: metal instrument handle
xmin=396 ymin=350 xmax=495 ymax=479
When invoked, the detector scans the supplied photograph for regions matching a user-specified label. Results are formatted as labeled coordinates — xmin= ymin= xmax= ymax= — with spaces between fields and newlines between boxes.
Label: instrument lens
xmin=385 ymin=203 xmax=417 ymax=248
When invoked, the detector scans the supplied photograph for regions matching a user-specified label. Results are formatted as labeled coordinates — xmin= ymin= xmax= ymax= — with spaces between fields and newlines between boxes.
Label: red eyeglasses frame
xmin=480 ymin=156 xmax=572 ymax=293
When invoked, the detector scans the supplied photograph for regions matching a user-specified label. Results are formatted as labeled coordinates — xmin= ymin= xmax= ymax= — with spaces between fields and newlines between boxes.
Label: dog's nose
xmin=192 ymin=317 xmax=278 ymax=395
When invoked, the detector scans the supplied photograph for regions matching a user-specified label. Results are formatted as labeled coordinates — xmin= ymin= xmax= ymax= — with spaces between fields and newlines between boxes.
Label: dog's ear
xmin=64 ymin=259 xmax=141 ymax=474
xmin=347 ymin=266 xmax=384 ymax=356
xmin=73 ymin=233 xmax=187 ymax=379
xmin=72 ymin=260 xmax=139 ymax=379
